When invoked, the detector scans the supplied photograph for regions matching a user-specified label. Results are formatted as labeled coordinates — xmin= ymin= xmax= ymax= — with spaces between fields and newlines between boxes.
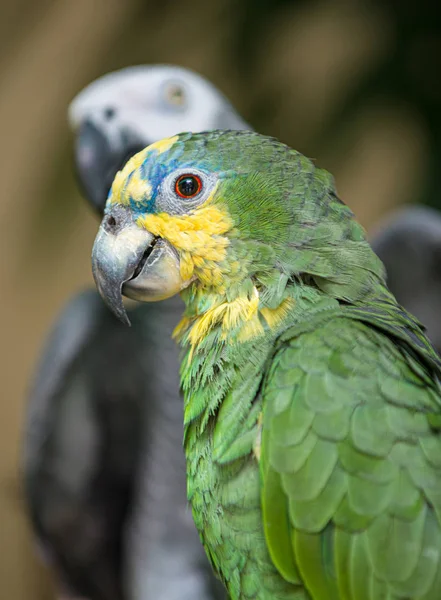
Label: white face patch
xmin=68 ymin=64 xmax=249 ymax=151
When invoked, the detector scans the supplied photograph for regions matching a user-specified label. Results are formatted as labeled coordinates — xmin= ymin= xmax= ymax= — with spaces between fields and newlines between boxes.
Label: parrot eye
xmin=165 ymin=83 xmax=186 ymax=107
xmin=175 ymin=174 xmax=203 ymax=199
xmin=161 ymin=168 xmax=215 ymax=213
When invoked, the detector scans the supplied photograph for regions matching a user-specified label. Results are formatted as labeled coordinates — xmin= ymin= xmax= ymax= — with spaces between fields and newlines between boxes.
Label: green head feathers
xmin=92 ymin=130 xmax=386 ymax=331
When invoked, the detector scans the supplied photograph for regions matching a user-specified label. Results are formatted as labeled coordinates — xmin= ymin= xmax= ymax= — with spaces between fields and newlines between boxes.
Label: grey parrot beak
xmin=75 ymin=120 xmax=146 ymax=215
xmin=92 ymin=205 xmax=186 ymax=325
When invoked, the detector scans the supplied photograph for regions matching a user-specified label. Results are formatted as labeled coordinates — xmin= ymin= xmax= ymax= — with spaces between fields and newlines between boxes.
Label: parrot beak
xmin=75 ymin=120 xmax=145 ymax=215
xmin=92 ymin=205 xmax=185 ymax=325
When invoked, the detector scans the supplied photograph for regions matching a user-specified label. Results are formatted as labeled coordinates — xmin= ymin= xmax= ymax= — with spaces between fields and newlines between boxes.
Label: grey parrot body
xmin=24 ymin=65 xmax=248 ymax=600
xmin=371 ymin=205 xmax=441 ymax=355
xmin=25 ymin=291 xmax=148 ymax=600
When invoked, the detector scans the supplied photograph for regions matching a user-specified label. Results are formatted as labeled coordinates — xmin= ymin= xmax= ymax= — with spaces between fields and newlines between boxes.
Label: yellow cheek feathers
xmin=110 ymin=135 xmax=179 ymax=205
xmin=136 ymin=204 xmax=233 ymax=286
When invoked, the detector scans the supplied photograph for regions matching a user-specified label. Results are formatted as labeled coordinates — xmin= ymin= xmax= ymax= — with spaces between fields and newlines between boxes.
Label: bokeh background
xmin=0 ymin=0 xmax=440 ymax=597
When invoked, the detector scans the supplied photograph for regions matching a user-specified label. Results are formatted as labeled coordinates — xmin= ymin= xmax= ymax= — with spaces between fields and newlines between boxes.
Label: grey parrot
xmin=371 ymin=205 xmax=441 ymax=355
xmin=23 ymin=65 xmax=249 ymax=600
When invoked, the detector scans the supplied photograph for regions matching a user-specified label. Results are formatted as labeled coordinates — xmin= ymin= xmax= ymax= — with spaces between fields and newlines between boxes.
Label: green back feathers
xmin=261 ymin=312 xmax=441 ymax=600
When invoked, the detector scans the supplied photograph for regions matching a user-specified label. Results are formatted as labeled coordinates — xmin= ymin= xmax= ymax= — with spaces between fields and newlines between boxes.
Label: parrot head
xmin=69 ymin=65 xmax=248 ymax=214
xmin=92 ymin=130 xmax=385 ymax=330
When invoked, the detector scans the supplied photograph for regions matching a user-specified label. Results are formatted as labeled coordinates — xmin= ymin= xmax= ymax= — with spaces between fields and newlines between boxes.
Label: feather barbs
xmin=174 ymin=289 xmax=297 ymax=350
xmin=260 ymin=296 xmax=296 ymax=329
xmin=187 ymin=287 xmax=260 ymax=347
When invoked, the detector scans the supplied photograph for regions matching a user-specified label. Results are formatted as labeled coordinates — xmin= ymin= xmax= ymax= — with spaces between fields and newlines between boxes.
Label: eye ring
xmin=175 ymin=174 xmax=203 ymax=199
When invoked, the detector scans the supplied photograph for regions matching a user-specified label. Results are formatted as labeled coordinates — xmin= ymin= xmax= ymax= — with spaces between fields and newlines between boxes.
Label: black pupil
xmin=178 ymin=176 xmax=199 ymax=197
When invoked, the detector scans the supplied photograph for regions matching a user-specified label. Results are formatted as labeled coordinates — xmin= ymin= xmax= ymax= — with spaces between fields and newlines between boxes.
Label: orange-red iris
xmin=175 ymin=174 xmax=202 ymax=198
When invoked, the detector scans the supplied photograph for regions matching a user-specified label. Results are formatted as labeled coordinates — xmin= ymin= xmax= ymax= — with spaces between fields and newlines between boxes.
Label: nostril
xmin=104 ymin=206 xmax=128 ymax=232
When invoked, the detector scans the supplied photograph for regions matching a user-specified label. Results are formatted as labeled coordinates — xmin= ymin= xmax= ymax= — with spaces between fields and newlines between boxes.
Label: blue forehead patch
xmin=125 ymin=138 xmax=216 ymax=215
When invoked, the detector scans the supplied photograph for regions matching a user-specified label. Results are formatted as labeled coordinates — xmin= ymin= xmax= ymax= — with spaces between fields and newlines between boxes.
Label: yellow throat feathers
xmin=174 ymin=292 xmax=296 ymax=351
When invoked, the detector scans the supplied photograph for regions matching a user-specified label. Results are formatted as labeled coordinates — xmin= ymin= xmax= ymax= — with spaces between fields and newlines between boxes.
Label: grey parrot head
xmin=69 ymin=64 xmax=249 ymax=214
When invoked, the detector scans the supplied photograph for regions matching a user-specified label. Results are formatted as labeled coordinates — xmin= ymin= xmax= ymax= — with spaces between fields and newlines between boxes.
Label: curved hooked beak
xmin=92 ymin=206 xmax=187 ymax=325
xmin=75 ymin=120 xmax=146 ymax=215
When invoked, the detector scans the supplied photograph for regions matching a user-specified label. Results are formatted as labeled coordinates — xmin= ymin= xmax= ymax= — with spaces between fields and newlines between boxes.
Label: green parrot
xmin=91 ymin=130 xmax=441 ymax=600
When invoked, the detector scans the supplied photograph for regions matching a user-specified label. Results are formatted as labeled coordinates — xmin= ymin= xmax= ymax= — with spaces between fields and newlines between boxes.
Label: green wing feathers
xmin=261 ymin=317 xmax=441 ymax=600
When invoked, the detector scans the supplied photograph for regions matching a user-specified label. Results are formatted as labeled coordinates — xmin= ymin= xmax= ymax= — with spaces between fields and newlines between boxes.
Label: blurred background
xmin=0 ymin=0 xmax=440 ymax=597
